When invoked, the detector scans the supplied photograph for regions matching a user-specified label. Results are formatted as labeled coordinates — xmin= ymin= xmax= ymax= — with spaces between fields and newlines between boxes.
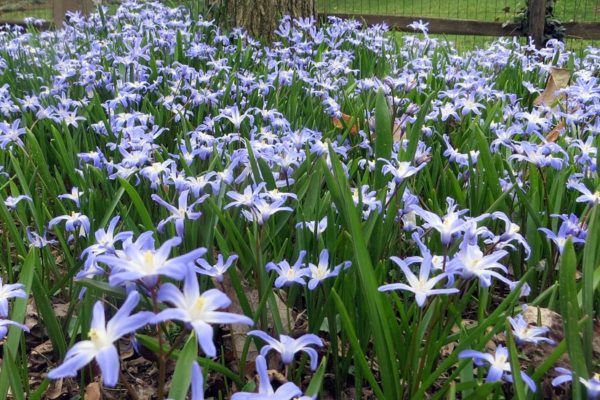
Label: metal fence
xmin=317 ymin=0 xmax=600 ymax=50
xmin=2 ymin=0 xmax=599 ymax=51
xmin=317 ymin=0 xmax=600 ymax=23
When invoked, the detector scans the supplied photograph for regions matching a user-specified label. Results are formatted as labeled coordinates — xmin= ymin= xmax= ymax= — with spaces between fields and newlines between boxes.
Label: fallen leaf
xmin=332 ymin=113 xmax=359 ymax=135
xmin=534 ymin=68 xmax=571 ymax=106
xmin=221 ymin=273 xmax=258 ymax=372
xmin=84 ymin=382 xmax=102 ymax=400
xmin=45 ymin=378 xmax=64 ymax=400
xmin=520 ymin=306 xmax=564 ymax=348
xmin=53 ymin=303 xmax=70 ymax=319
xmin=546 ymin=120 xmax=566 ymax=142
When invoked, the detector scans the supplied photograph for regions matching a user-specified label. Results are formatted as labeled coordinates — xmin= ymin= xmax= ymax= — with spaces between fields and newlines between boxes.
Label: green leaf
xmin=78 ymin=278 xmax=127 ymax=299
xmin=580 ymin=206 xmax=599 ymax=369
xmin=136 ymin=334 xmax=243 ymax=387
xmin=559 ymin=238 xmax=587 ymax=399
xmin=169 ymin=333 xmax=198 ymax=400
xmin=99 ymin=186 xmax=125 ymax=228
xmin=32 ymin=274 xmax=67 ymax=357
xmin=0 ymin=248 xmax=37 ymax=399
xmin=118 ymin=177 xmax=156 ymax=233
xmin=331 ymin=289 xmax=385 ymax=399
xmin=505 ymin=320 xmax=527 ymax=399
xmin=323 ymin=145 xmax=399 ymax=399
xmin=3 ymin=349 xmax=25 ymax=400
xmin=305 ymin=356 xmax=328 ymax=397
xmin=374 ymin=88 xmax=392 ymax=190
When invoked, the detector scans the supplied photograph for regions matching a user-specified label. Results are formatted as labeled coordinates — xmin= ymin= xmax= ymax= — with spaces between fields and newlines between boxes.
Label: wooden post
xmin=528 ymin=0 xmax=546 ymax=48
xmin=53 ymin=0 xmax=94 ymax=27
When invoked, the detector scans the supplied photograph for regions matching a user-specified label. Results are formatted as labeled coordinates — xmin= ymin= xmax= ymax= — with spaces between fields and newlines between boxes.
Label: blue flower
xmin=410 ymin=197 xmax=473 ymax=245
xmin=379 ymin=233 xmax=458 ymax=307
xmin=151 ymin=189 xmax=207 ymax=238
xmin=0 ymin=318 xmax=29 ymax=341
xmin=79 ymin=216 xmax=133 ymax=278
xmin=571 ymin=182 xmax=600 ymax=206
xmin=0 ymin=278 xmax=26 ymax=317
xmin=240 ymin=198 xmax=293 ymax=225
xmin=508 ymin=313 xmax=555 ymax=345
xmin=296 ymin=216 xmax=328 ymax=237
xmin=380 ymin=159 xmax=425 ymax=184
xmin=98 ymin=233 xmax=206 ymax=287
xmin=490 ymin=212 xmax=531 ymax=260
xmin=26 ymin=229 xmax=57 ymax=249
xmin=225 ymin=183 xmax=267 ymax=210
xmin=191 ymin=361 xmax=204 ymax=400
xmin=552 ymin=368 xmax=600 ymax=399
xmin=307 ymin=249 xmax=350 ymax=290
xmin=459 ymin=345 xmax=536 ymax=392
xmin=196 ymin=253 xmax=238 ymax=283
xmin=48 ymin=212 xmax=90 ymax=238
xmin=248 ymin=330 xmax=323 ymax=370
xmin=539 ymin=223 xmax=586 ymax=254
xmin=48 ymin=291 xmax=152 ymax=387
xmin=58 ymin=187 xmax=84 ymax=208
xmin=448 ymin=238 xmax=512 ymax=288
xmin=407 ymin=20 xmax=429 ymax=34
xmin=3 ymin=194 xmax=32 ymax=210
xmin=152 ymin=268 xmax=253 ymax=358
xmin=266 ymin=251 xmax=310 ymax=288
xmin=231 ymin=355 xmax=303 ymax=400
xmin=0 ymin=119 xmax=26 ymax=148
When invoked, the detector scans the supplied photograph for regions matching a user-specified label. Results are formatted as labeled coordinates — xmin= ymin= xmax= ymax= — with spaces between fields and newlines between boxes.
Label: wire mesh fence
xmin=317 ymin=0 xmax=523 ymax=22
xmin=317 ymin=0 xmax=600 ymax=23
xmin=1 ymin=0 xmax=598 ymax=52
xmin=317 ymin=0 xmax=600 ymax=51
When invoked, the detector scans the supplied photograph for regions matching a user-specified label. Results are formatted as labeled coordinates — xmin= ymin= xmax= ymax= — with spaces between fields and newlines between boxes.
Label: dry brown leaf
xmin=546 ymin=120 xmax=566 ymax=142
xmin=53 ymin=303 xmax=70 ymax=319
xmin=221 ymin=274 xmax=258 ymax=370
xmin=45 ymin=378 xmax=64 ymax=400
xmin=534 ymin=68 xmax=571 ymax=106
xmin=221 ymin=273 xmax=293 ymax=378
xmin=84 ymin=382 xmax=102 ymax=400
xmin=332 ymin=113 xmax=359 ymax=135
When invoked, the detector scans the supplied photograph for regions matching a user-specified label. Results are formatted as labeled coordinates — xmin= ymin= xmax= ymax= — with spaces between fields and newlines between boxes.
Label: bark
xmin=227 ymin=0 xmax=315 ymax=39
xmin=54 ymin=0 xmax=94 ymax=27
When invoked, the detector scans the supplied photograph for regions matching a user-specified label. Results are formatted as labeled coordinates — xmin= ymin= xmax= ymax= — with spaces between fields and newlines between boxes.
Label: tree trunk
xmin=227 ymin=0 xmax=315 ymax=39
xmin=54 ymin=0 xmax=94 ymax=27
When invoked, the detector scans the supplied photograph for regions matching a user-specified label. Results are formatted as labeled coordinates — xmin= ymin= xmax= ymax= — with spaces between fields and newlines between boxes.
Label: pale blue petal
xmin=192 ymin=321 xmax=216 ymax=358
xmin=48 ymin=341 xmax=96 ymax=380
xmin=485 ymin=366 xmax=503 ymax=383
xmin=96 ymin=345 xmax=120 ymax=387
xmin=191 ymin=361 xmax=204 ymax=400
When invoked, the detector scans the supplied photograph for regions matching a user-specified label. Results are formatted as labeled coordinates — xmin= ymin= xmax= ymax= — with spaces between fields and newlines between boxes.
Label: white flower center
xmin=286 ymin=268 xmax=296 ymax=280
xmin=493 ymin=354 xmax=508 ymax=369
xmin=314 ymin=266 xmax=328 ymax=280
xmin=89 ymin=329 xmax=111 ymax=350
xmin=142 ymin=251 xmax=157 ymax=273
xmin=188 ymin=297 xmax=206 ymax=320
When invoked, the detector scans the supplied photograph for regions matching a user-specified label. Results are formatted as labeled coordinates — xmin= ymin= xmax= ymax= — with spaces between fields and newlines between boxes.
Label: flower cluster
xmin=0 ymin=1 xmax=598 ymax=398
